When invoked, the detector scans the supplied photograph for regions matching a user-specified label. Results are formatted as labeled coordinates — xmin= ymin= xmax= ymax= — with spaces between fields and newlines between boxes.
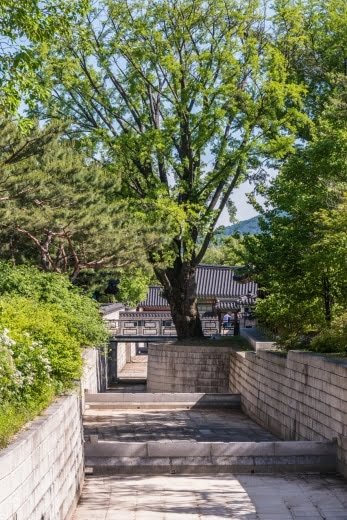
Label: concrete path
xmin=118 ymin=355 xmax=147 ymax=380
xmin=84 ymin=408 xmax=277 ymax=442
xmin=73 ymin=473 xmax=347 ymax=520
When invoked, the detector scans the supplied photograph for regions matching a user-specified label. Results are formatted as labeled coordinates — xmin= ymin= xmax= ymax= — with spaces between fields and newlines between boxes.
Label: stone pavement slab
xmin=83 ymin=408 xmax=277 ymax=442
xmin=118 ymin=355 xmax=147 ymax=380
xmin=73 ymin=473 xmax=347 ymax=520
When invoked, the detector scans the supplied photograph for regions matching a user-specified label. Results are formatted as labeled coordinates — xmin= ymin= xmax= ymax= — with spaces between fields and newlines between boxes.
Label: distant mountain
xmin=218 ymin=216 xmax=261 ymax=236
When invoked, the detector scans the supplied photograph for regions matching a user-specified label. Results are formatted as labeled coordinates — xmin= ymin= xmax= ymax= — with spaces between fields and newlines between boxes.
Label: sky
xmin=218 ymin=179 xmax=260 ymax=226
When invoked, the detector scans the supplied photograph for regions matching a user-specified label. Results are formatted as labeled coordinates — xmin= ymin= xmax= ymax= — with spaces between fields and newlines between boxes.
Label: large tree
xmin=243 ymin=82 xmax=347 ymax=346
xmin=36 ymin=0 xmax=314 ymax=338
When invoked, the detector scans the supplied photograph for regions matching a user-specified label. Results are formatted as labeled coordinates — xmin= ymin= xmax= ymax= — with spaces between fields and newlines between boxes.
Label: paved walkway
xmin=118 ymin=355 xmax=147 ymax=380
xmin=84 ymin=409 xmax=277 ymax=442
xmin=73 ymin=474 xmax=347 ymax=520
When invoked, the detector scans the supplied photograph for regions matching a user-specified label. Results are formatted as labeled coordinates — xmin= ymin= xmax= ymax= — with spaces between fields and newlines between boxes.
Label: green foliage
xmin=0 ymin=263 xmax=107 ymax=447
xmin=202 ymin=236 xmax=246 ymax=266
xmin=310 ymin=312 xmax=347 ymax=353
xmin=0 ymin=263 xmax=108 ymax=347
xmin=0 ymin=0 xmax=88 ymax=113
xmin=32 ymin=0 xmax=316 ymax=336
xmin=244 ymin=84 xmax=347 ymax=350
xmin=0 ymin=119 xmax=162 ymax=280
xmin=116 ymin=269 xmax=152 ymax=307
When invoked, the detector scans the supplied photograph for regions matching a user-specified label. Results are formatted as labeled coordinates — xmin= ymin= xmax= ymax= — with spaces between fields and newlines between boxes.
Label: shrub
xmin=310 ymin=313 xmax=347 ymax=354
xmin=0 ymin=263 xmax=108 ymax=447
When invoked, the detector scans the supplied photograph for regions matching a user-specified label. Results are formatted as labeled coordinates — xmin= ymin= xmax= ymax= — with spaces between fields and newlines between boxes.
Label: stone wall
xmin=117 ymin=342 xmax=136 ymax=373
xmin=147 ymin=343 xmax=234 ymax=393
xmin=229 ymin=350 xmax=347 ymax=478
xmin=0 ymin=346 xmax=104 ymax=520
xmin=82 ymin=347 xmax=107 ymax=394
xmin=0 ymin=394 xmax=83 ymax=520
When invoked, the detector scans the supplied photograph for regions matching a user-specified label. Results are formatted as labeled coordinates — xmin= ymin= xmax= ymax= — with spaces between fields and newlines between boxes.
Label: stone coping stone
xmin=240 ymin=328 xmax=276 ymax=351
xmin=85 ymin=455 xmax=336 ymax=475
xmin=85 ymin=392 xmax=241 ymax=403
xmin=85 ymin=439 xmax=336 ymax=459
xmin=149 ymin=343 xmax=236 ymax=353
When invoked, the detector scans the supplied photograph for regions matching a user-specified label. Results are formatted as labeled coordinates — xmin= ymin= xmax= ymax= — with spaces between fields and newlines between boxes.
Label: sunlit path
xmin=73 ymin=473 xmax=347 ymax=520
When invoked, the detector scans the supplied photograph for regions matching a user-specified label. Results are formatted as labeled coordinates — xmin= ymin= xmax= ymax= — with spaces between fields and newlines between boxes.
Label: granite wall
xmin=0 ymin=394 xmax=83 ymax=520
xmin=0 ymin=347 xmax=103 ymax=520
xmin=229 ymin=350 xmax=347 ymax=477
xmin=147 ymin=343 xmax=234 ymax=393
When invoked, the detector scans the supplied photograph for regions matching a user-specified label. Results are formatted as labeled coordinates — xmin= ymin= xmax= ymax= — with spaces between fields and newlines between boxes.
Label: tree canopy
xmin=0 ymin=119 xmax=166 ymax=280
xmin=243 ymin=82 xmax=347 ymax=349
xmin=34 ymin=0 xmax=317 ymax=337
xmin=0 ymin=0 xmax=88 ymax=113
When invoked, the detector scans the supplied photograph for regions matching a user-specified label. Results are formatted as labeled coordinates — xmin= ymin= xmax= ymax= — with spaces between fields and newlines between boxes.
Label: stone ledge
xmin=85 ymin=439 xmax=335 ymax=460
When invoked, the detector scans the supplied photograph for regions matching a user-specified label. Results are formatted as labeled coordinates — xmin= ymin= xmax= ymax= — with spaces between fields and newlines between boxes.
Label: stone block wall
xmin=147 ymin=343 xmax=234 ymax=392
xmin=229 ymin=350 xmax=347 ymax=477
xmin=82 ymin=347 xmax=107 ymax=394
xmin=0 ymin=346 xmax=104 ymax=520
xmin=0 ymin=394 xmax=83 ymax=520
xmin=117 ymin=342 xmax=136 ymax=373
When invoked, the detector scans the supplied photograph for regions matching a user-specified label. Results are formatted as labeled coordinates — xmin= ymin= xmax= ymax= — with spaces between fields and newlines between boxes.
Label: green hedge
xmin=0 ymin=263 xmax=108 ymax=447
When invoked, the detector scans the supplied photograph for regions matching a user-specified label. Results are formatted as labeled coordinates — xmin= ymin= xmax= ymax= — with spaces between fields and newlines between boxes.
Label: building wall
xmin=104 ymin=310 xmax=121 ymax=320
xmin=229 ymin=350 xmax=347 ymax=478
xmin=147 ymin=343 xmax=234 ymax=393
xmin=0 ymin=347 xmax=103 ymax=520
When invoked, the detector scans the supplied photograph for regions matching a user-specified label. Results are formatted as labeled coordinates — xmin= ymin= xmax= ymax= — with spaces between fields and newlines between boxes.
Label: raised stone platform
xmin=83 ymin=392 xmax=337 ymax=475
xmin=240 ymin=327 xmax=276 ymax=351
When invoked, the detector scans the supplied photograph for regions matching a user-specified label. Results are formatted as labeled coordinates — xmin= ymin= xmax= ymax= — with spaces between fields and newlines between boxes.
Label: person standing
xmin=222 ymin=312 xmax=232 ymax=331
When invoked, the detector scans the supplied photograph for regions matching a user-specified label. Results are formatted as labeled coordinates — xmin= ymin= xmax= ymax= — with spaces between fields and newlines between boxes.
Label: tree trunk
xmin=322 ymin=274 xmax=332 ymax=326
xmin=157 ymin=260 xmax=204 ymax=340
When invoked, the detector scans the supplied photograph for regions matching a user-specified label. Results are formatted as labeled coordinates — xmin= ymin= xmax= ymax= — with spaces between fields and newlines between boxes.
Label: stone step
xmin=84 ymin=439 xmax=336 ymax=475
xmin=85 ymin=402 xmax=240 ymax=411
xmin=85 ymin=392 xmax=241 ymax=410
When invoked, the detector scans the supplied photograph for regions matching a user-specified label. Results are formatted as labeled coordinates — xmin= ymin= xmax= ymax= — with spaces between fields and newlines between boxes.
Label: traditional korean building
xmin=137 ymin=264 xmax=257 ymax=316
xmin=115 ymin=264 xmax=257 ymax=337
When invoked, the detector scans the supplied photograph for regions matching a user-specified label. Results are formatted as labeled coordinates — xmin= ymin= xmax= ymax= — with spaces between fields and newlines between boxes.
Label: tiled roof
xmin=100 ymin=302 xmax=126 ymax=315
xmin=120 ymin=311 xmax=172 ymax=319
xmin=197 ymin=264 xmax=257 ymax=298
xmin=138 ymin=286 xmax=167 ymax=309
xmin=215 ymin=297 xmax=256 ymax=310
xmin=139 ymin=265 xmax=257 ymax=308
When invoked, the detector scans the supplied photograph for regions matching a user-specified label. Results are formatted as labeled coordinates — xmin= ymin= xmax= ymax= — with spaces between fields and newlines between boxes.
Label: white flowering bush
xmin=0 ymin=264 xmax=107 ymax=447
xmin=0 ymin=328 xmax=52 ymax=402
xmin=0 ymin=329 xmax=17 ymax=401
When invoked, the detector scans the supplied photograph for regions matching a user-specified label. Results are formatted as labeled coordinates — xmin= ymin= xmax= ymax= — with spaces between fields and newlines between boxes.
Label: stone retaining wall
xmin=229 ymin=350 xmax=347 ymax=477
xmin=0 ymin=394 xmax=83 ymax=520
xmin=0 ymin=346 xmax=103 ymax=520
xmin=82 ymin=347 xmax=107 ymax=394
xmin=147 ymin=343 xmax=234 ymax=392
xmin=117 ymin=342 xmax=136 ymax=373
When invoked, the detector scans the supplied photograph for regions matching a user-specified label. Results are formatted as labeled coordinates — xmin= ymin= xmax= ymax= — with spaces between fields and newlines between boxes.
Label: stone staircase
xmin=83 ymin=392 xmax=337 ymax=475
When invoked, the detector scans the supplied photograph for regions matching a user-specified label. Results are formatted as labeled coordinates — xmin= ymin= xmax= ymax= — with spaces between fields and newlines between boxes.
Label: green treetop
xmin=244 ymin=82 xmax=347 ymax=348
xmin=0 ymin=119 xmax=166 ymax=280
xmin=34 ymin=0 xmax=332 ymax=338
